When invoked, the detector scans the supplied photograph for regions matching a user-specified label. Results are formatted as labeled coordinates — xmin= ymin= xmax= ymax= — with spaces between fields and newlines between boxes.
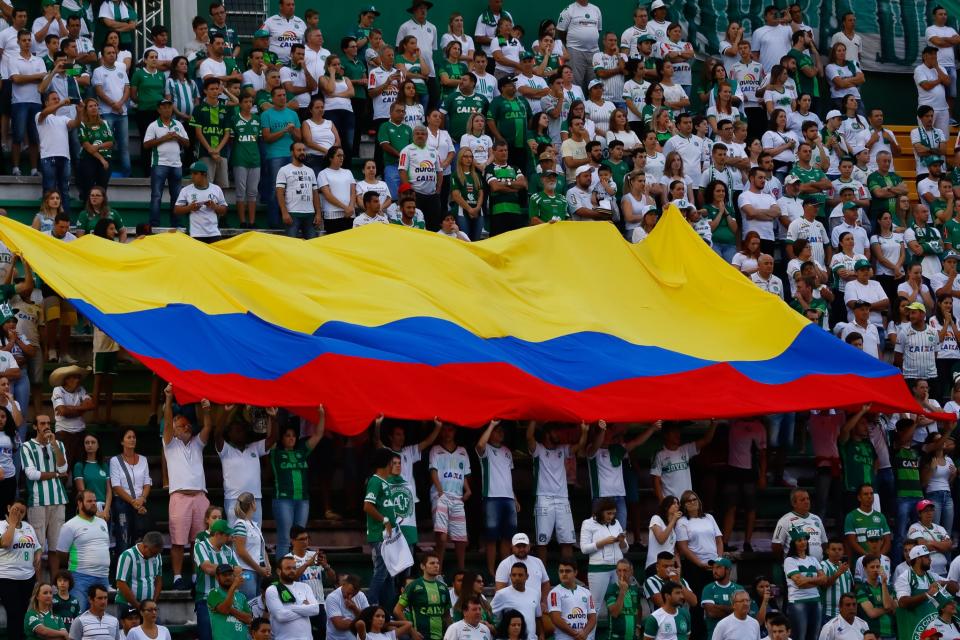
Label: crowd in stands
xmin=3 ymin=1 xmax=960 ymax=640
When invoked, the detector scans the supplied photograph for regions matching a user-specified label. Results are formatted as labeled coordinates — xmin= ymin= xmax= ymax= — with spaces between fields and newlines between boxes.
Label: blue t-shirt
xmin=260 ymin=107 xmax=300 ymax=159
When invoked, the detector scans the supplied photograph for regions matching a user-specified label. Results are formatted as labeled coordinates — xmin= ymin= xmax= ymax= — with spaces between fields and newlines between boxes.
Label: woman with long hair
xmin=651 ymin=107 xmax=675 ymax=147
xmin=931 ymin=296 xmax=960 ymax=399
xmin=783 ymin=531 xmax=825 ymax=640
xmin=0 ymin=406 xmax=17 ymax=512
xmin=733 ymin=230 xmax=762 ymax=275
xmin=438 ymin=40 xmax=468 ymax=101
xmin=921 ymin=431 xmax=957 ymax=531
xmin=354 ymin=604 xmax=412 ymax=640
xmin=870 ymin=210 xmax=905 ymax=302
xmin=750 ymin=574 xmax=780 ymax=629
xmin=631 ymin=207 xmax=659 ymax=244
xmin=494 ymin=609 xmax=528 ymax=640
xmin=491 ymin=16 xmax=522 ymax=79
xmin=74 ymin=433 xmax=111 ymax=519
xmin=75 ymin=98 xmax=113 ymax=202
xmin=126 ymin=599 xmax=172 ymax=640
xmin=460 ymin=113 xmax=494 ymax=171
xmin=561 ymin=100 xmax=595 ymax=142
xmin=450 ymin=147 xmax=485 ymax=241
xmin=0 ymin=500 xmax=40 ymax=640
xmin=702 ymin=180 xmax=738 ymax=261
xmin=706 ymin=82 xmax=742 ymax=132
xmin=825 ymin=42 xmax=865 ymax=113
xmin=103 ymin=30 xmax=132 ymax=73
xmin=319 ymin=55 xmax=356 ymax=166
xmin=887 ymin=296 xmax=912 ymax=350
xmin=131 ymin=49 xmax=165 ymax=176
xmin=622 ymin=59 xmax=648 ymax=137
xmin=660 ymin=151 xmax=693 ymax=204
xmin=831 ymin=231 xmax=868 ymax=319
xmin=318 ymin=146 xmax=358 ymax=235
xmin=398 ymin=78 xmax=425 ymax=129
xmin=164 ymin=56 xmax=199 ymax=123
xmin=839 ymin=94 xmax=869 ymax=150
xmin=22 ymin=582 xmax=63 ymax=640
xmin=396 ymin=36 xmax=430 ymax=108
xmin=92 ymin=219 xmax=117 ymax=241
xmin=763 ymin=64 xmax=795 ymax=115
xmin=534 ymin=19 xmax=568 ymax=66
xmin=580 ymin=498 xmax=628 ymax=617
xmin=896 ymin=262 xmax=935 ymax=312
xmin=646 ymin=495 xmax=681 ymax=573
xmin=232 ymin=492 xmax=271 ymax=602
xmin=77 ymin=187 xmax=126 ymax=242
xmin=355 ymin=159 xmax=393 ymax=212
xmin=301 ymin=95 xmax=341 ymax=174
xmin=640 ymin=130 xmax=666 ymax=194
xmin=788 ymin=93 xmax=822 ymax=137
xmin=440 ymin=13 xmax=476 ymax=63
xmin=109 ymin=428 xmax=153 ymax=553
xmin=31 ymin=190 xmax=63 ymax=234
xmin=658 ymin=59 xmax=689 ymax=111
xmin=622 ymin=171 xmax=657 ymax=241
xmin=675 ymin=490 xmax=723 ymax=609
xmin=454 ymin=573 xmax=495 ymax=628
xmin=762 ymin=108 xmax=797 ymax=181
xmin=606 ymin=108 xmax=641 ymax=155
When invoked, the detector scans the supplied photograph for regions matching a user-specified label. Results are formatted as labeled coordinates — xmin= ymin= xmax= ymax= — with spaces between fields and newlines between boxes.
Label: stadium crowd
xmin=3 ymin=1 xmax=960 ymax=640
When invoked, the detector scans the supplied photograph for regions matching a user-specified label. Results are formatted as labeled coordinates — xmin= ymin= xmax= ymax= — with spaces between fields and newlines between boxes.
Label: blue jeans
xmin=384 ymin=164 xmax=401 ymax=200
xmin=592 ymin=496 xmax=627 ymax=531
xmin=265 ymin=156 xmax=289 ymax=229
xmin=196 ymin=599 xmax=212 ymax=640
xmin=10 ymin=375 xmax=28 ymax=424
xmin=788 ymin=600 xmax=822 ymax=640
xmin=893 ymin=495 xmax=917 ymax=563
xmin=71 ymin=572 xmax=108 ymax=612
xmin=272 ymin=498 xmax=309 ymax=558
xmin=713 ymin=242 xmax=737 ymax=262
xmin=149 ymin=165 xmax=182 ymax=227
xmin=239 ymin=569 xmax=260 ymax=602
xmin=10 ymin=102 xmax=40 ymax=146
xmin=768 ymin=412 xmax=795 ymax=448
xmin=928 ymin=489 xmax=954 ymax=532
xmin=459 ymin=212 xmax=484 ymax=241
xmin=484 ymin=497 xmax=518 ymax=539
xmin=40 ymin=157 xmax=71 ymax=214
xmin=286 ymin=215 xmax=318 ymax=239
xmin=101 ymin=113 xmax=130 ymax=176
xmin=368 ymin=541 xmax=395 ymax=608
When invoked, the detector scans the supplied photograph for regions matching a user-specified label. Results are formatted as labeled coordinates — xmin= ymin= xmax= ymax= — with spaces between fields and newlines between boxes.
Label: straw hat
xmin=49 ymin=365 xmax=90 ymax=387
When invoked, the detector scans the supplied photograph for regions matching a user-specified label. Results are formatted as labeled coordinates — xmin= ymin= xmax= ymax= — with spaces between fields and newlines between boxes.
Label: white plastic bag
xmin=381 ymin=522 xmax=414 ymax=576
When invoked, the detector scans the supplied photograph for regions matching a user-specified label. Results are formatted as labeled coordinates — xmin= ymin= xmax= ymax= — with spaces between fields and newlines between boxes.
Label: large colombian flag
xmin=0 ymin=207 xmax=930 ymax=434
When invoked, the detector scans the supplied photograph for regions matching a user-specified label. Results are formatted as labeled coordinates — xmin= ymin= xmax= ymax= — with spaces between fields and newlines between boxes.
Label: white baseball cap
xmin=909 ymin=545 xmax=931 ymax=560
xmin=512 ymin=533 xmax=530 ymax=546
xmin=784 ymin=174 xmax=800 ymax=185
xmin=825 ymin=109 xmax=842 ymax=120
xmin=575 ymin=165 xmax=594 ymax=177
xmin=650 ymin=0 xmax=667 ymax=10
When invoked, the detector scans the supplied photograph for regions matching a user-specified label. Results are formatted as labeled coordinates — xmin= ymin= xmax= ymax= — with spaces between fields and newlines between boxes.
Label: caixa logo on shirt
xmin=441 ymin=470 xmax=464 ymax=481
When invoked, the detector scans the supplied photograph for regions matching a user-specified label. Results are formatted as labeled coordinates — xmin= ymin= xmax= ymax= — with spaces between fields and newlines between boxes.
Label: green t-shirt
xmin=529 ymin=191 xmax=568 ymax=222
xmin=450 ymin=172 xmax=482 ymax=216
xmin=24 ymin=608 xmax=65 ymax=640
xmin=378 ymin=120 xmax=414 ymax=166
xmin=260 ymin=107 xmax=301 ymax=159
xmin=207 ymin=586 xmax=252 ymax=640
xmin=342 ymin=55 xmax=368 ymax=99
xmin=132 ymin=68 xmax=166 ymax=111
xmin=534 ymin=52 xmax=561 ymax=77
xmin=701 ymin=581 xmax=741 ymax=640
xmin=399 ymin=54 xmax=427 ymax=94
xmin=231 ymin=114 xmax=262 ymax=168
xmin=604 ymin=582 xmax=641 ymax=640
xmin=603 ymin=159 xmax=629 ymax=199
xmin=893 ymin=447 xmax=923 ymax=498
xmin=441 ymin=91 xmax=489 ymax=143
xmin=843 ymin=508 xmax=891 ymax=547
xmin=787 ymin=48 xmax=819 ymax=98
xmin=76 ymin=209 xmax=124 ymax=236
xmin=78 ymin=121 xmax=114 ymax=160
xmin=790 ymin=163 xmax=828 ymax=215
xmin=856 ymin=581 xmax=895 ymax=637
xmin=484 ymin=163 xmax=523 ymax=216
xmin=642 ymin=608 xmax=691 ymax=640
xmin=364 ymin=474 xmax=396 ymax=543
xmin=488 ymin=96 xmax=529 ymax=149
xmin=73 ymin=460 xmax=109 ymax=502
xmin=867 ymin=170 xmax=903 ymax=219
xmin=51 ymin=593 xmax=80 ymax=627
xmin=704 ymin=204 xmax=736 ymax=245
xmin=191 ymin=101 xmax=233 ymax=152
xmin=437 ymin=60 xmax=468 ymax=101
xmin=945 ymin=218 xmax=960 ymax=250
xmin=399 ymin=577 xmax=451 ymax=640
xmin=270 ymin=441 xmax=314 ymax=500
xmin=840 ymin=439 xmax=875 ymax=492
xmin=789 ymin=296 xmax=829 ymax=328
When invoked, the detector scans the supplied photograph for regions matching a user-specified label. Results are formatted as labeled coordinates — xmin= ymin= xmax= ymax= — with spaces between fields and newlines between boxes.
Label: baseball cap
xmin=669 ymin=198 xmax=694 ymax=210
xmin=588 ymin=79 xmax=604 ymax=90
xmin=158 ymin=98 xmax=173 ymax=106
xmin=650 ymin=0 xmax=667 ymax=10
xmin=520 ymin=51 xmax=535 ymax=61
xmin=253 ymin=29 xmax=271 ymax=38
xmin=907 ymin=301 xmax=927 ymax=312
xmin=541 ymin=169 xmax=559 ymax=178
xmin=842 ymin=201 xmax=859 ymax=210
xmin=538 ymin=150 xmax=555 ymax=161
xmin=497 ymin=75 xmax=517 ymax=89
xmin=788 ymin=528 xmax=810 ymax=541
xmin=784 ymin=174 xmax=800 ymax=185
xmin=189 ymin=160 xmax=208 ymax=174
xmin=216 ymin=563 xmax=235 ymax=575
xmin=921 ymin=629 xmax=944 ymax=640
xmin=398 ymin=182 xmax=414 ymax=194
xmin=512 ymin=533 xmax=530 ymax=546
xmin=852 ymin=144 xmax=868 ymax=155
xmin=945 ymin=250 xmax=960 ymax=262
xmin=917 ymin=498 xmax=936 ymax=513
xmin=708 ymin=557 xmax=733 ymax=568
xmin=910 ymin=545 xmax=932 ymax=560
xmin=41 ymin=0 xmax=56 ymax=6
xmin=210 ymin=520 xmax=232 ymax=535
xmin=851 ymin=299 xmax=871 ymax=309
xmin=825 ymin=109 xmax=842 ymax=120
xmin=854 ymin=258 xmax=871 ymax=270
xmin=360 ymin=5 xmax=381 ymax=15
xmin=637 ymin=34 xmax=657 ymax=44
xmin=924 ymin=155 xmax=945 ymax=166
xmin=575 ymin=165 xmax=594 ymax=177
xmin=118 ymin=604 xmax=141 ymax=620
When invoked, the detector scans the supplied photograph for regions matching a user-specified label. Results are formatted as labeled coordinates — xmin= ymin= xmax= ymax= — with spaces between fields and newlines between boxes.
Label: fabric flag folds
xmin=0 ymin=207 xmax=929 ymax=434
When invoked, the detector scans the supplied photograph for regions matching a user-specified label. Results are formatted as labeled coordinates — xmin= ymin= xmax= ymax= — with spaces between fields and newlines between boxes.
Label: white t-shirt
xmin=557 ymin=2 xmax=602 ymax=52
xmin=52 ymin=385 xmax=90 ymax=434
xmin=325 ymin=587 xmax=370 ymax=640
xmin=548 ymin=584 xmax=596 ymax=640
xmin=818 ymin=615 xmax=870 ymax=640
xmin=219 ymin=440 xmax=267 ymax=499
xmin=531 ymin=443 xmax=570 ymax=498
xmin=92 ymin=63 xmax=129 ymax=114
xmin=279 ymin=65 xmax=310 ymax=109
xmin=476 ymin=443 xmax=514 ymax=499
xmin=843 ymin=279 xmax=887 ymax=325
xmin=126 ymin=627 xmax=173 ymax=640
xmin=927 ymin=25 xmax=959 ymax=67
xmin=429 ymin=445 xmax=471 ymax=498
xmin=675 ymin=514 xmax=722 ymax=564
xmin=232 ymin=517 xmax=266 ymax=572
xmin=752 ymin=24 xmax=792 ymax=72
xmin=916 ymin=63 xmax=949 ymax=110
xmin=317 ymin=167 xmax=357 ymax=218
xmin=261 ymin=14 xmax=306 ymax=62
xmin=907 ymin=521 xmax=951 ymax=575
xmin=56 ymin=514 xmax=110 ymax=576
xmin=174 ymin=183 xmax=225 ymax=238
xmin=443 ymin=620 xmax=493 ymax=640
xmin=390 ymin=444 xmax=421 ymax=501
xmin=0 ymin=520 xmax=38 ymax=580
xmin=36 ymin=113 xmax=71 ymax=159
xmin=494 ymin=553 xmax=549 ymax=593
xmin=737 ymin=189 xmax=778 ymax=240
xmin=143 ymin=119 xmax=188 ymax=168
xmin=275 ymin=163 xmax=318 ymax=216
xmin=109 ymin=454 xmax=152 ymax=500
xmin=645 ymin=514 xmax=676 ymax=568
xmin=711 ymin=614 xmax=761 ymax=640
xmin=783 ymin=555 xmax=822 ymax=602
xmin=163 ymin=435 xmax=207 ymax=492
xmin=834 ymin=321 xmax=881 ymax=359
xmin=771 ymin=511 xmax=828 ymax=560
xmin=650 ymin=443 xmax=698 ymax=500
xmin=491 ymin=586 xmax=541 ymax=640
xmin=368 ymin=66 xmax=401 ymax=120
xmin=286 ymin=549 xmax=327 ymax=604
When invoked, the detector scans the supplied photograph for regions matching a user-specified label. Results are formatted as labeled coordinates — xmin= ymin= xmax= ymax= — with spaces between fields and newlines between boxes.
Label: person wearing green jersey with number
xmin=270 ymin=406 xmax=326 ymax=558
xmin=488 ymin=75 xmax=530 ymax=168
xmin=529 ymin=170 xmax=567 ymax=224
xmin=450 ymin=147 xmax=486 ymax=240
xmin=232 ymin=93 xmax=261 ymax=229
xmin=441 ymin=73 xmax=490 ymax=145
xmin=207 ymin=564 xmax=253 ymax=640
xmin=24 ymin=582 xmax=66 ymax=640
xmin=844 ymin=484 xmax=891 ymax=560
xmin=364 ymin=449 xmax=401 ymax=610
xmin=606 ymin=559 xmax=641 ymax=640
xmin=395 ymin=552 xmax=452 ymax=640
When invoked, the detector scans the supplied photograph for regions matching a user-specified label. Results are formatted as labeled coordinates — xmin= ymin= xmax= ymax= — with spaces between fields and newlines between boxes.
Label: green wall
xmin=195 ymin=0 xmax=922 ymax=123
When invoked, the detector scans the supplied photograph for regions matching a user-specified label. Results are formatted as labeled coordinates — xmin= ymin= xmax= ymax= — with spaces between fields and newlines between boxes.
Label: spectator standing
xmin=0 ymin=498 xmax=40 ymax=640
xmin=485 ymin=140 xmax=528 ymax=235
xmin=586 ymin=421 xmax=659 ymax=529
xmin=318 ymin=146 xmax=358 ymax=234
xmin=231 ymin=493 xmax=271 ymax=604
xmin=908 ymin=499 xmax=952 ymax=576
xmin=260 ymin=0 xmax=305 ymax=64
xmin=752 ymin=7 xmax=792 ymax=73
xmin=429 ymin=424 xmax=471 ymax=571
xmin=191 ymin=78 xmax=232 ymax=188
xmin=556 ymin=0 xmax=602 ymax=89
xmin=261 ymin=86 xmax=302 ymax=229
xmin=364 ymin=448 xmax=402 ymax=608
xmin=642 ymin=551 xmax=697 ymax=611
xmin=474 ymin=0 xmax=510 ymax=59
xmin=91 ymin=43 xmax=130 ymax=177
xmin=700 ymin=557 xmax=741 ymax=640
xmin=394 ymin=553 xmax=452 ymax=640
xmin=896 ymin=302 xmax=940 ymax=386
xmin=782 ymin=530 xmax=823 ymax=640
xmin=824 ymin=44 xmax=864 ymax=113
xmin=916 ymin=46 xmax=952 ymax=136
xmin=49 ymin=365 xmax=92 ymax=468
xmin=130 ymin=49 xmax=165 ymax=176
xmin=830 ymin=12 xmax=863 ymax=63
xmin=720 ymin=417 xmax=766 ymax=552
xmin=738 ymin=168 xmax=780 ymax=256
xmin=266 ymin=556 xmax=320 ymax=640
xmin=270 ymin=407 xmax=325 ymax=559
xmin=173 ymin=162 xmax=227 ymax=242
xmin=8 ymin=29 xmax=45 ymax=176
xmin=650 ymin=422 xmax=717 ymax=502
xmin=35 ymin=88 xmax=78 ymax=214
xmin=475 ymin=419 xmax=517 ymax=577
xmin=855 ymin=554 xmax=895 ymax=638
xmin=114 ymin=531 xmax=164 ymax=612
xmin=276 ymin=141 xmax=321 ymax=239
xmin=675 ymin=490 xmax=723 ymax=617
xmin=161 ymin=386 xmax=212 ymax=592
xmin=927 ymin=6 xmax=960 ymax=119
xmin=771 ymin=488 xmax=829 ymax=561
xmin=19 ymin=415 xmax=67 ymax=578
xmin=710 ymin=590 xmax=760 ymax=640
xmin=75 ymin=98 xmax=114 ymax=205
xmin=232 ymin=94 xmax=261 ymax=230
xmin=818 ymin=593 xmax=869 ymax=640
xmin=491 ymin=563 xmax=541 ymax=640
xmin=399 ymin=125 xmax=443 ymax=230
xmin=895 ymin=545 xmax=957 ymax=640
xmin=494 ymin=533 xmax=550 ymax=606
xmin=193 ymin=520 xmax=237 ymax=640
xmin=143 ymin=98 xmax=189 ymax=227
xmin=286 ymin=525 xmax=336 ymax=634
xmin=579 ymin=499 xmax=626 ymax=620
xmin=56 ymin=490 xmax=109 ymax=611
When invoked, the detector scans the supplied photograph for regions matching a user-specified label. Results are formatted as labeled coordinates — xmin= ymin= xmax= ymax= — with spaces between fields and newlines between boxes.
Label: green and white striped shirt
xmin=115 ymin=544 xmax=162 ymax=604
xmin=819 ymin=559 xmax=854 ymax=618
xmin=20 ymin=439 xmax=68 ymax=507
xmin=193 ymin=539 xmax=237 ymax=602
xmin=164 ymin=77 xmax=198 ymax=118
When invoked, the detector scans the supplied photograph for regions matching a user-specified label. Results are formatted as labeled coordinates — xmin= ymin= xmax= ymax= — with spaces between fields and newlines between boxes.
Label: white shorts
xmin=534 ymin=495 xmax=575 ymax=545
xmin=432 ymin=493 xmax=467 ymax=542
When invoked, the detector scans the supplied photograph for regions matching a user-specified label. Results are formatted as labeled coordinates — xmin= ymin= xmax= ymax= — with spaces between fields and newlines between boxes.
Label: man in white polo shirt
xmin=161 ymin=384 xmax=212 ymax=591
xmin=91 ymin=42 xmax=130 ymax=176
xmin=143 ymin=98 xmax=190 ymax=228
xmin=738 ymin=166 xmax=781 ymax=256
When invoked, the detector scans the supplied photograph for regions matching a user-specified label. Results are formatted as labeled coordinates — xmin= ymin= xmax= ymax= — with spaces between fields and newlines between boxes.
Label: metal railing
xmin=135 ymin=0 xmax=165 ymax=58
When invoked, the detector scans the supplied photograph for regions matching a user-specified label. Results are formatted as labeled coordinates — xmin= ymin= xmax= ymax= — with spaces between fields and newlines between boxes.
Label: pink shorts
xmin=168 ymin=491 xmax=210 ymax=546
xmin=432 ymin=493 xmax=467 ymax=542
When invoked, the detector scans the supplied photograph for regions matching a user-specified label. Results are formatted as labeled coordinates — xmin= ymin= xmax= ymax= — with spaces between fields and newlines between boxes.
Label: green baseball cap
xmin=360 ymin=5 xmax=381 ymax=15
xmin=637 ymin=34 xmax=657 ymax=44
xmin=854 ymin=259 xmax=871 ymax=270
xmin=842 ymin=201 xmax=859 ymax=210
xmin=253 ymin=29 xmax=270 ymax=38
xmin=708 ymin=557 xmax=733 ymax=568
xmin=907 ymin=301 xmax=927 ymax=312
xmin=210 ymin=520 xmax=232 ymax=535
xmin=788 ymin=528 xmax=810 ymax=541
xmin=189 ymin=161 xmax=208 ymax=174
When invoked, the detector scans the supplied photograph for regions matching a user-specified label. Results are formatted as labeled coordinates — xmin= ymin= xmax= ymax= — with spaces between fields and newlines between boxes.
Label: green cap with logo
xmin=189 ymin=161 xmax=208 ymax=174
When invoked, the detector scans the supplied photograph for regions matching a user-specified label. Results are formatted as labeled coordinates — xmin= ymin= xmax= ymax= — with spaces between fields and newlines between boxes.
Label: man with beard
xmin=895 ymin=545 xmax=958 ymax=640
xmin=266 ymin=556 xmax=319 ymax=640
xmin=275 ymin=141 xmax=321 ymax=239
xmin=56 ymin=489 xmax=109 ymax=611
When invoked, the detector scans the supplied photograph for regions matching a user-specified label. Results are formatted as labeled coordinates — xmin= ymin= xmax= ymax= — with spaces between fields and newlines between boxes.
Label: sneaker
xmin=172 ymin=577 xmax=190 ymax=591
xmin=47 ymin=349 xmax=57 ymax=362
xmin=29 ymin=168 xmax=38 ymax=177
xmin=952 ymin=118 xmax=959 ymax=128
xmin=11 ymin=167 xmax=20 ymax=176
xmin=59 ymin=353 xmax=78 ymax=365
